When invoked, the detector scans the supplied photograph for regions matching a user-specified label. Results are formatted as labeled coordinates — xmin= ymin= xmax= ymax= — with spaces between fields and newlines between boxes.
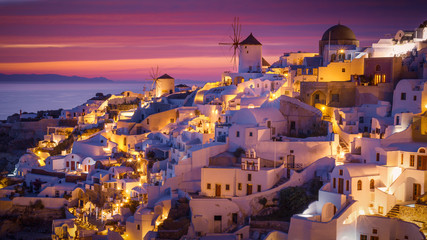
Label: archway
xmin=311 ymin=90 xmax=326 ymax=106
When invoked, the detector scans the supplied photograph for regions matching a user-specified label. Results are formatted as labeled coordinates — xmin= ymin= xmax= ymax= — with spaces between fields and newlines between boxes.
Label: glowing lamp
xmin=321 ymin=106 xmax=326 ymax=111
xmin=339 ymin=49 xmax=345 ymax=53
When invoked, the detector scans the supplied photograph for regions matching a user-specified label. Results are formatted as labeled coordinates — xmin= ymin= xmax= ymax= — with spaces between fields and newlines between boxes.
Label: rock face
xmin=0 ymin=125 xmax=37 ymax=174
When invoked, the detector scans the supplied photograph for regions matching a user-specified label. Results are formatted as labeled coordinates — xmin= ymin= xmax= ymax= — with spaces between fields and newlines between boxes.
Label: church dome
xmin=321 ymin=24 xmax=357 ymax=41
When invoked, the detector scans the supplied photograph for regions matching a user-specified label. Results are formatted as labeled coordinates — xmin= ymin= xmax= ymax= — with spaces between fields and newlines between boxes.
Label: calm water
xmin=0 ymin=80 xmax=203 ymax=120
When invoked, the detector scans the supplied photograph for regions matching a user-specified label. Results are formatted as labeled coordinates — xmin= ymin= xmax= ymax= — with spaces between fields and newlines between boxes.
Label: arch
xmin=321 ymin=202 xmax=337 ymax=222
xmin=311 ymin=90 xmax=326 ymax=106
xmin=370 ymin=179 xmax=375 ymax=190
xmin=357 ymin=180 xmax=362 ymax=190
xmin=418 ymin=148 xmax=426 ymax=154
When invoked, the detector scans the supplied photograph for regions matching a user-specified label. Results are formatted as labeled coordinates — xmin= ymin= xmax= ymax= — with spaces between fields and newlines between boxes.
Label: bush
xmin=277 ymin=187 xmax=315 ymax=221
xmin=258 ymin=197 xmax=267 ymax=206
xmin=31 ymin=199 xmax=44 ymax=210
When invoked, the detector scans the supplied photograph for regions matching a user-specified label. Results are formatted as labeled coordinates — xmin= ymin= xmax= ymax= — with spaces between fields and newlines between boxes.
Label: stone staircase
xmin=339 ymin=138 xmax=350 ymax=154
xmin=386 ymin=205 xmax=400 ymax=218
xmin=272 ymin=177 xmax=288 ymax=188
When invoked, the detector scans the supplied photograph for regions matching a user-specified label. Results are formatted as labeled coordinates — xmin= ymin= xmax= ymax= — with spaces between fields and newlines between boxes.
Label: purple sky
xmin=0 ymin=0 xmax=425 ymax=81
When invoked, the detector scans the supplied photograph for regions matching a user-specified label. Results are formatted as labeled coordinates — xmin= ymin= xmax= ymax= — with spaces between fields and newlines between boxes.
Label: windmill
xmin=148 ymin=66 xmax=161 ymax=91
xmin=219 ymin=17 xmax=242 ymax=70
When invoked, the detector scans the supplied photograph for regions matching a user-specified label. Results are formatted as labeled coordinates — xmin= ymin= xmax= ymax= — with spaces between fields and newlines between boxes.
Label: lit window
xmin=357 ymin=180 xmax=362 ymax=190
xmin=401 ymin=154 xmax=404 ymax=165
xmin=238 ymin=183 xmax=242 ymax=190
xmin=370 ymin=179 xmax=375 ymax=190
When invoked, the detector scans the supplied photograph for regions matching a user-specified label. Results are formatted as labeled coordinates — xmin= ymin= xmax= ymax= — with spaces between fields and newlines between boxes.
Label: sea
xmin=0 ymin=80 xmax=204 ymax=120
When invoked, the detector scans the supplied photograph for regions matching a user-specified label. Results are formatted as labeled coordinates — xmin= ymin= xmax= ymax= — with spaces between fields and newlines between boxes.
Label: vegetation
xmin=48 ymin=134 xmax=74 ymax=156
xmin=124 ymin=200 xmax=140 ymax=214
xmin=258 ymin=197 xmax=267 ymax=207
xmin=30 ymin=200 xmax=45 ymax=210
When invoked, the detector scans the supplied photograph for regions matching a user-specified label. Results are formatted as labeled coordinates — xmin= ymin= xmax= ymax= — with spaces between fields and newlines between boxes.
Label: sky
xmin=0 ymin=0 xmax=425 ymax=82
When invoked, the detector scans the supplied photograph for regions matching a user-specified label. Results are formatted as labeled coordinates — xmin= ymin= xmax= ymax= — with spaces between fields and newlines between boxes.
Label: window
xmin=376 ymin=153 xmax=380 ymax=162
xmin=360 ymin=235 xmax=367 ymax=240
xmin=339 ymin=169 xmax=343 ymax=176
xmin=226 ymin=184 xmax=230 ymax=190
xmin=248 ymin=174 xmax=252 ymax=181
xmin=236 ymin=131 xmax=240 ymax=137
xmin=232 ymin=213 xmax=238 ymax=224
xmin=207 ymin=183 xmax=211 ymax=190
xmin=146 ymin=118 xmax=150 ymax=124
xmin=357 ymin=180 xmax=362 ymax=190
xmin=414 ymin=95 xmax=417 ymax=101
xmin=401 ymin=92 xmax=406 ymax=100
xmin=66 ymin=161 xmax=69 ymax=168
xmin=238 ymin=183 xmax=242 ymax=190
xmin=257 ymin=185 xmax=261 ymax=192
xmin=249 ymin=132 xmax=253 ymax=137
xmin=55 ymin=190 xmax=59 ymax=197
xmin=420 ymin=148 xmax=426 ymax=153
xmin=342 ymin=68 xmax=345 ymax=72
xmin=214 ymin=215 xmax=222 ymax=221
xmin=333 ymin=178 xmax=336 ymax=188
xmin=290 ymin=121 xmax=296 ymax=130
xmin=401 ymin=154 xmax=404 ymax=165
xmin=137 ymin=224 xmax=140 ymax=230
xmin=372 ymin=229 xmax=377 ymax=234
xmin=370 ymin=179 xmax=375 ymax=190
xmin=332 ymin=94 xmax=340 ymax=102
xmin=346 ymin=180 xmax=349 ymax=191
xmin=396 ymin=116 xmax=400 ymax=125
xmin=410 ymin=155 xmax=415 ymax=166
xmin=375 ymin=65 xmax=381 ymax=71
xmin=170 ymin=118 xmax=175 ymax=123
xmin=359 ymin=116 xmax=364 ymax=123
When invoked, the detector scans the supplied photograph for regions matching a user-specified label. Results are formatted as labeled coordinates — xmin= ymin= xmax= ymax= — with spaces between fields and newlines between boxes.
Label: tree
xmin=278 ymin=187 xmax=315 ymax=220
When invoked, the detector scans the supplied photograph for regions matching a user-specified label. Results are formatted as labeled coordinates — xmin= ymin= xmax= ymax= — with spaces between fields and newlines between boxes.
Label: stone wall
xmin=397 ymin=204 xmax=427 ymax=228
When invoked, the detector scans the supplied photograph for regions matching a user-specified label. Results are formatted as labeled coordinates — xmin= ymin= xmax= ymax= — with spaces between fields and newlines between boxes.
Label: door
xmin=417 ymin=156 xmax=427 ymax=170
xmin=215 ymin=184 xmax=221 ymax=197
xmin=338 ymin=178 xmax=344 ymax=194
xmin=214 ymin=215 xmax=222 ymax=233
xmin=71 ymin=161 xmax=75 ymax=171
xmin=413 ymin=183 xmax=421 ymax=200
xmin=247 ymin=184 xmax=253 ymax=195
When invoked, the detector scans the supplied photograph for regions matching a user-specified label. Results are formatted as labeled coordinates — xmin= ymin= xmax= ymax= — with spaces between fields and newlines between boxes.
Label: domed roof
xmin=321 ymin=24 xmax=357 ymax=41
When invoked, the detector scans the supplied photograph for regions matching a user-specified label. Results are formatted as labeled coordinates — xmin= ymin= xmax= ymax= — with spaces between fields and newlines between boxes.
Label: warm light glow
xmin=339 ymin=49 xmax=344 ymax=53
xmin=321 ymin=106 xmax=326 ymax=111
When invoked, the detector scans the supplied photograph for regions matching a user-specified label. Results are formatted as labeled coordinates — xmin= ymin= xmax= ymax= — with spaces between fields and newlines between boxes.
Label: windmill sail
xmin=219 ymin=17 xmax=242 ymax=70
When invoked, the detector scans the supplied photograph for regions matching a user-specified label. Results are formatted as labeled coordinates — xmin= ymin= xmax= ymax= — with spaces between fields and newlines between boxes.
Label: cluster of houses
xmin=1 ymin=20 xmax=427 ymax=240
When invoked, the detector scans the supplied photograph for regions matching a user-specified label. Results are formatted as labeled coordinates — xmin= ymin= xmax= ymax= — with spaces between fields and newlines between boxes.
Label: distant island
xmin=0 ymin=73 xmax=114 ymax=83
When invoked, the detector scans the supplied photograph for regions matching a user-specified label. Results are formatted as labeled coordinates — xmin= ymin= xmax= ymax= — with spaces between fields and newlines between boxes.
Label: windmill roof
xmin=158 ymin=74 xmax=174 ymax=79
xmin=240 ymin=33 xmax=262 ymax=45
xmin=262 ymin=57 xmax=270 ymax=67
